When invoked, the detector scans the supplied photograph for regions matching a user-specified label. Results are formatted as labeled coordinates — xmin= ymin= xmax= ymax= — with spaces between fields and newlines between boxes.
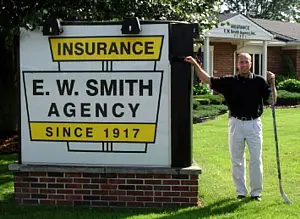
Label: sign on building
xmin=20 ymin=20 xmax=194 ymax=167
xmin=206 ymin=14 xmax=273 ymax=41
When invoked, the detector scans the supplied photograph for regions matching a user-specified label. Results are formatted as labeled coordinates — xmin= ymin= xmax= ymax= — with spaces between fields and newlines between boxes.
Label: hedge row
xmin=193 ymin=90 xmax=300 ymax=107
xmin=193 ymin=94 xmax=225 ymax=107
xmin=276 ymin=90 xmax=300 ymax=105
xmin=193 ymin=105 xmax=228 ymax=123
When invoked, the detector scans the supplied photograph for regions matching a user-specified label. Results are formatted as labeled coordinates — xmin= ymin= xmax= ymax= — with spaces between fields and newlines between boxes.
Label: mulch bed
xmin=0 ymin=134 xmax=19 ymax=154
xmin=265 ymin=105 xmax=300 ymax=109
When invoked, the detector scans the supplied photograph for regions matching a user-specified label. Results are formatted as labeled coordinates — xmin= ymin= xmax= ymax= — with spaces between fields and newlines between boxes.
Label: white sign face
xmin=20 ymin=24 xmax=170 ymax=167
xmin=223 ymin=23 xmax=256 ymax=38
xmin=206 ymin=14 xmax=273 ymax=40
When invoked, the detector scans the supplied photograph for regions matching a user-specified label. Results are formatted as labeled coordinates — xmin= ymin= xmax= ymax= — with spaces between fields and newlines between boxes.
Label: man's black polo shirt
xmin=210 ymin=73 xmax=270 ymax=119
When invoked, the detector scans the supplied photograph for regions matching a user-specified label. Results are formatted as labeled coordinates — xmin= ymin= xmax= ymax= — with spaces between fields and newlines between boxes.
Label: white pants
xmin=228 ymin=117 xmax=263 ymax=197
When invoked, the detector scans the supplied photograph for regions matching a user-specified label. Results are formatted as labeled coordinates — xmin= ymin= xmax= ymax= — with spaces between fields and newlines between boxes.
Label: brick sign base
xmin=9 ymin=164 xmax=201 ymax=208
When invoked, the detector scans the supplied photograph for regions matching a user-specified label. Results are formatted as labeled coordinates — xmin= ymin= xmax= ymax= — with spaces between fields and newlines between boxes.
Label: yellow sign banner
xmin=30 ymin=122 xmax=156 ymax=142
xmin=49 ymin=36 xmax=163 ymax=61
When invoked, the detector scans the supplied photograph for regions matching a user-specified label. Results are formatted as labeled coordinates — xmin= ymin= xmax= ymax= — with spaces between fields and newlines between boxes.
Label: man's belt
xmin=231 ymin=115 xmax=257 ymax=121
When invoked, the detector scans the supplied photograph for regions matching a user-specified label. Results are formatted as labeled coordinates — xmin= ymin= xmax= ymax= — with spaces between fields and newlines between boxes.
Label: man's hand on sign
xmin=184 ymin=56 xmax=211 ymax=85
xmin=184 ymin=56 xmax=198 ymax=66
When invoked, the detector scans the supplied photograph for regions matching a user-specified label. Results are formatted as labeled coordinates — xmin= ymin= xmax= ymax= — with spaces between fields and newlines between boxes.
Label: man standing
xmin=185 ymin=53 xmax=277 ymax=201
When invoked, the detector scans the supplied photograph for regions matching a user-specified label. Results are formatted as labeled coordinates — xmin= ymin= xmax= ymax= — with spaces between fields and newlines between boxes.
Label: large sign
xmin=20 ymin=24 xmax=170 ymax=166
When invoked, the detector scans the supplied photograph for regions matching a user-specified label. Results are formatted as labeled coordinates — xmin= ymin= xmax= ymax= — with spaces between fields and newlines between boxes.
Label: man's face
xmin=237 ymin=55 xmax=252 ymax=74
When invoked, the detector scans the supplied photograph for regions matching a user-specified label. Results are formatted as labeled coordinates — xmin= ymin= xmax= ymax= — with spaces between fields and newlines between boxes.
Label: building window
xmin=238 ymin=46 xmax=263 ymax=76
xmin=250 ymin=53 xmax=262 ymax=76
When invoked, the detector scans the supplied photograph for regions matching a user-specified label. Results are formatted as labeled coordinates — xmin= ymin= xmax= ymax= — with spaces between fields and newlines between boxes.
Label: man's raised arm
xmin=184 ymin=56 xmax=211 ymax=85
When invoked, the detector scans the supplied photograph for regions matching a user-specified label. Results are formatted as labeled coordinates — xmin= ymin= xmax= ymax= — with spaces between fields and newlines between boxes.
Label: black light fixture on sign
xmin=121 ymin=17 xmax=141 ymax=34
xmin=42 ymin=17 xmax=64 ymax=36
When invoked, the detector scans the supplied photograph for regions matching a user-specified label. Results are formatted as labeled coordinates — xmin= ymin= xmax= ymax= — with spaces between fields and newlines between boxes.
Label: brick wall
xmin=268 ymin=47 xmax=283 ymax=74
xmin=288 ymin=49 xmax=300 ymax=78
xmin=296 ymin=50 xmax=300 ymax=78
xmin=13 ymin=171 xmax=199 ymax=208
xmin=282 ymin=50 xmax=297 ymax=68
xmin=211 ymin=43 xmax=299 ymax=77
xmin=211 ymin=42 xmax=237 ymax=77
xmin=281 ymin=49 xmax=300 ymax=77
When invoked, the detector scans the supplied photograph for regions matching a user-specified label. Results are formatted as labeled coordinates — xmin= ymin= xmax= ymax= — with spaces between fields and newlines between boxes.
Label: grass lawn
xmin=0 ymin=108 xmax=300 ymax=218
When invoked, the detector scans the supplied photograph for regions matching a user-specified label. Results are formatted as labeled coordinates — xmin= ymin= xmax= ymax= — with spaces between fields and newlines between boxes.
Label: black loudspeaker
xmin=121 ymin=17 xmax=141 ymax=34
xmin=42 ymin=17 xmax=63 ymax=36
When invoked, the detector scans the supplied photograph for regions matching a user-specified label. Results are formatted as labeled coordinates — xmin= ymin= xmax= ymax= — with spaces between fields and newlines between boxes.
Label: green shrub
xmin=276 ymin=90 xmax=300 ymax=106
xmin=193 ymin=83 xmax=210 ymax=95
xmin=193 ymin=99 xmax=200 ymax=110
xmin=198 ymin=99 xmax=210 ymax=105
xmin=203 ymin=94 xmax=225 ymax=105
xmin=193 ymin=104 xmax=228 ymax=122
xmin=277 ymin=79 xmax=300 ymax=93
xmin=192 ymin=99 xmax=210 ymax=109
xmin=194 ymin=94 xmax=225 ymax=105
xmin=193 ymin=98 xmax=210 ymax=106
xmin=275 ymin=75 xmax=294 ymax=85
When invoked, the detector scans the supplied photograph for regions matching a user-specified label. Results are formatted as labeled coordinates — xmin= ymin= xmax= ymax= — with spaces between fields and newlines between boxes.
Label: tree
xmin=0 ymin=0 xmax=221 ymax=136
xmin=222 ymin=0 xmax=300 ymax=21
xmin=1 ymin=0 xmax=221 ymax=44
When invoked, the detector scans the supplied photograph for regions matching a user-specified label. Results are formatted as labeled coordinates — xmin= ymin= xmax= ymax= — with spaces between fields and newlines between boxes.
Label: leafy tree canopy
xmin=222 ymin=0 xmax=300 ymax=21
xmin=1 ymin=0 xmax=221 ymax=44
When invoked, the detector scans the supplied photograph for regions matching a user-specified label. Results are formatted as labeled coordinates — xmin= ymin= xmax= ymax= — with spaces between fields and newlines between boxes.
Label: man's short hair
xmin=237 ymin=53 xmax=252 ymax=62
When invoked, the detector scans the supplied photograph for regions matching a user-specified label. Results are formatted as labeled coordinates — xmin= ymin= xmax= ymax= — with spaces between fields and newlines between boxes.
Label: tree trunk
xmin=0 ymin=37 xmax=19 ymax=138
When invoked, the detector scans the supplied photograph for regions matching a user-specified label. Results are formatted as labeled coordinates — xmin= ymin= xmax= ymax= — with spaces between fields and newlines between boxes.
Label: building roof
xmin=218 ymin=13 xmax=238 ymax=22
xmin=253 ymin=19 xmax=300 ymax=42
xmin=219 ymin=13 xmax=300 ymax=43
